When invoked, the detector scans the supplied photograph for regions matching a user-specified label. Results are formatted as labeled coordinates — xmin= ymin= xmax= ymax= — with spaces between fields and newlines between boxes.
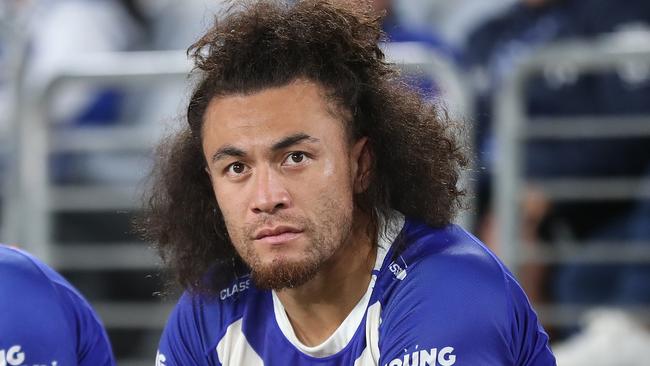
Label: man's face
xmin=202 ymin=80 xmax=368 ymax=290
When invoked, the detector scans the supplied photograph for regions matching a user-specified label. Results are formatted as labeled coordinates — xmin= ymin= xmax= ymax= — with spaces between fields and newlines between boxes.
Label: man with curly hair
xmin=141 ymin=1 xmax=556 ymax=365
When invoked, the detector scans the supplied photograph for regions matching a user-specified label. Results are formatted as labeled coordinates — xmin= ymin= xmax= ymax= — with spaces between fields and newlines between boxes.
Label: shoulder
xmin=0 ymin=245 xmax=91 ymax=311
xmin=158 ymin=276 xmax=254 ymax=364
xmin=0 ymin=245 xmax=86 ymax=314
xmin=165 ymin=275 xmax=253 ymax=338
xmin=0 ymin=245 xmax=50 ymax=283
xmin=375 ymin=222 xmax=555 ymax=365
xmin=380 ymin=222 xmax=513 ymax=324
xmin=392 ymin=221 xmax=510 ymax=290
xmin=0 ymin=245 xmax=115 ymax=365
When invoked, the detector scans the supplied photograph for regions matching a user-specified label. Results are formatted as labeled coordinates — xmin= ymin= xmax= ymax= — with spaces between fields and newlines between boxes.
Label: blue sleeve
xmin=51 ymin=277 xmax=116 ymax=366
xmin=157 ymin=293 xmax=220 ymax=366
xmin=0 ymin=246 xmax=115 ymax=366
xmin=377 ymin=251 xmax=556 ymax=366
xmin=505 ymin=273 xmax=556 ymax=366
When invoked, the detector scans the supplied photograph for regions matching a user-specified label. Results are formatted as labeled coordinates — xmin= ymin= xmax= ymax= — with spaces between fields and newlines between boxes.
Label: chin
xmin=250 ymin=256 xmax=321 ymax=290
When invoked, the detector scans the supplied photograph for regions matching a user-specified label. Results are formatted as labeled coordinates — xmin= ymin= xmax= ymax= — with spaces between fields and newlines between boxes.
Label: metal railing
xmin=494 ymin=33 xmax=650 ymax=326
xmin=6 ymin=50 xmax=191 ymax=261
xmin=3 ymin=50 xmax=192 ymax=366
xmin=0 ymin=1 xmax=31 ymax=246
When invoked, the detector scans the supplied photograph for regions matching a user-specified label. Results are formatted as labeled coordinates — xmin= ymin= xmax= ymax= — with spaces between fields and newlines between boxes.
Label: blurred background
xmin=1 ymin=0 xmax=649 ymax=365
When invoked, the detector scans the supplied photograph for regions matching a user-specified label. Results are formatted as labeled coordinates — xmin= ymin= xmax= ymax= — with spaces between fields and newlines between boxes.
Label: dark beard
xmin=250 ymin=256 xmax=322 ymax=290
xmin=245 ymin=221 xmax=350 ymax=290
xmin=231 ymin=200 xmax=353 ymax=290
xmin=245 ymin=225 xmax=334 ymax=290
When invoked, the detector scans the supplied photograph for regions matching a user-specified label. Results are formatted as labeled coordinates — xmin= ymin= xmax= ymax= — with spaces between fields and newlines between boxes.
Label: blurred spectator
xmin=370 ymin=0 xmax=461 ymax=101
xmin=396 ymin=0 xmax=518 ymax=49
xmin=133 ymin=0 xmax=227 ymax=128
xmin=464 ymin=0 xmax=650 ymax=313
xmin=25 ymin=0 xmax=145 ymax=126
xmin=19 ymin=0 xmax=148 ymax=184
xmin=372 ymin=0 xmax=457 ymax=59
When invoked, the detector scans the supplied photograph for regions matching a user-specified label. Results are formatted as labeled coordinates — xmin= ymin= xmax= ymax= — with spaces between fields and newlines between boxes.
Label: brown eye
xmin=282 ymin=151 xmax=311 ymax=167
xmin=227 ymin=162 xmax=247 ymax=175
xmin=290 ymin=152 xmax=304 ymax=163
xmin=282 ymin=151 xmax=309 ymax=166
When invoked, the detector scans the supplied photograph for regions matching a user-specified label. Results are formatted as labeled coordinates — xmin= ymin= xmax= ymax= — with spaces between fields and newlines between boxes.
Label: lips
xmin=253 ymin=226 xmax=303 ymax=245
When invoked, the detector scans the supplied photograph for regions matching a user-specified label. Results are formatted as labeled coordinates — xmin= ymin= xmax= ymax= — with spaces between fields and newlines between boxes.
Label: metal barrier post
xmin=494 ymin=33 xmax=650 ymax=326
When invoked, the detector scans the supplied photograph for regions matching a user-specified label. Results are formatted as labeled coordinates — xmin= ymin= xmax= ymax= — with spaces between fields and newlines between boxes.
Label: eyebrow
xmin=211 ymin=133 xmax=319 ymax=163
xmin=271 ymin=133 xmax=320 ymax=151
xmin=211 ymin=145 xmax=246 ymax=163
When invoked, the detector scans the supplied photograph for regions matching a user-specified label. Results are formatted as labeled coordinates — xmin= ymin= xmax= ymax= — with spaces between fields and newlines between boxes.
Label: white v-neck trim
xmin=271 ymin=212 xmax=405 ymax=358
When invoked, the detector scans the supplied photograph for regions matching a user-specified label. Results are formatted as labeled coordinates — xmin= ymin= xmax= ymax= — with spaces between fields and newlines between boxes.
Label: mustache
xmin=243 ymin=213 xmax=311 ymax=238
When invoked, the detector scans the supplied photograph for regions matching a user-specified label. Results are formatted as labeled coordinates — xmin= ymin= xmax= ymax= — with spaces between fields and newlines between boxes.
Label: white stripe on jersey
xmin=214 ymin=302 xmax=383 ymax=366
xmin=353 ymin=302 xmax=382 ymax=366
xmin=216 ymin=318 xmax=264 ymax=365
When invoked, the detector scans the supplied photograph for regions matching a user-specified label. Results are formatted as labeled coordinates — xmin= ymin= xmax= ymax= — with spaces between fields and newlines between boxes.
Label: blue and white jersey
xmin=0 ymin=245 xmax=115 ymax=366
xmin=157 ymin=216 xmax=556 ymax=365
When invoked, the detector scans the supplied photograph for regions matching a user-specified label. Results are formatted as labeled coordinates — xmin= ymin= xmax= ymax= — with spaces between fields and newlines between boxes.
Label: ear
xmin=350 ymin=137 xmax=372 ymax=193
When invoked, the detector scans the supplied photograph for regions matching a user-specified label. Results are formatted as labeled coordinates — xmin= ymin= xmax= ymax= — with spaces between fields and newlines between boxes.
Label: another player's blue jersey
xmin=157 ymin=216 xmax=556 ymax=365
xmin=0 ymin=245 xmax=115 ymax=366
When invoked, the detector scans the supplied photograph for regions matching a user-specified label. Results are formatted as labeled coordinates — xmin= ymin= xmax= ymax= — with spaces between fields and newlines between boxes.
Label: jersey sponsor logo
xmin=155 ymin=350 xmax=166 ymax=366
xmin=385 ymin=346 xmax=456 ymax=366
xmin=388 ymin=256 xmax=408 ymax=280
xmin=0 ymin=345 xmax=58 ymax=366
xmin=0 ymin=345 xmax=25 ymax=366
xmin=220 ymin=278 xmax=251 ymax=300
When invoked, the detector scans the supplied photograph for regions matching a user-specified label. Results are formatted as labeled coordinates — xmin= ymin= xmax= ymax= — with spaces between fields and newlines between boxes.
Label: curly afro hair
xmin=138 ymin=0 xmax=468 ymax=294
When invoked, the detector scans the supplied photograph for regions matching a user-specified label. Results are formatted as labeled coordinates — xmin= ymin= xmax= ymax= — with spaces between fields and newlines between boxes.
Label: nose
xmin=249 ymin=165 xmax=291 ymax=214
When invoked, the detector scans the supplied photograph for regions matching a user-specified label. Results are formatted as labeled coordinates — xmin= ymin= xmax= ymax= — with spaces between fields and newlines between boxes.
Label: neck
xmin=275 ymin=211 xmax=376 ymax=347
